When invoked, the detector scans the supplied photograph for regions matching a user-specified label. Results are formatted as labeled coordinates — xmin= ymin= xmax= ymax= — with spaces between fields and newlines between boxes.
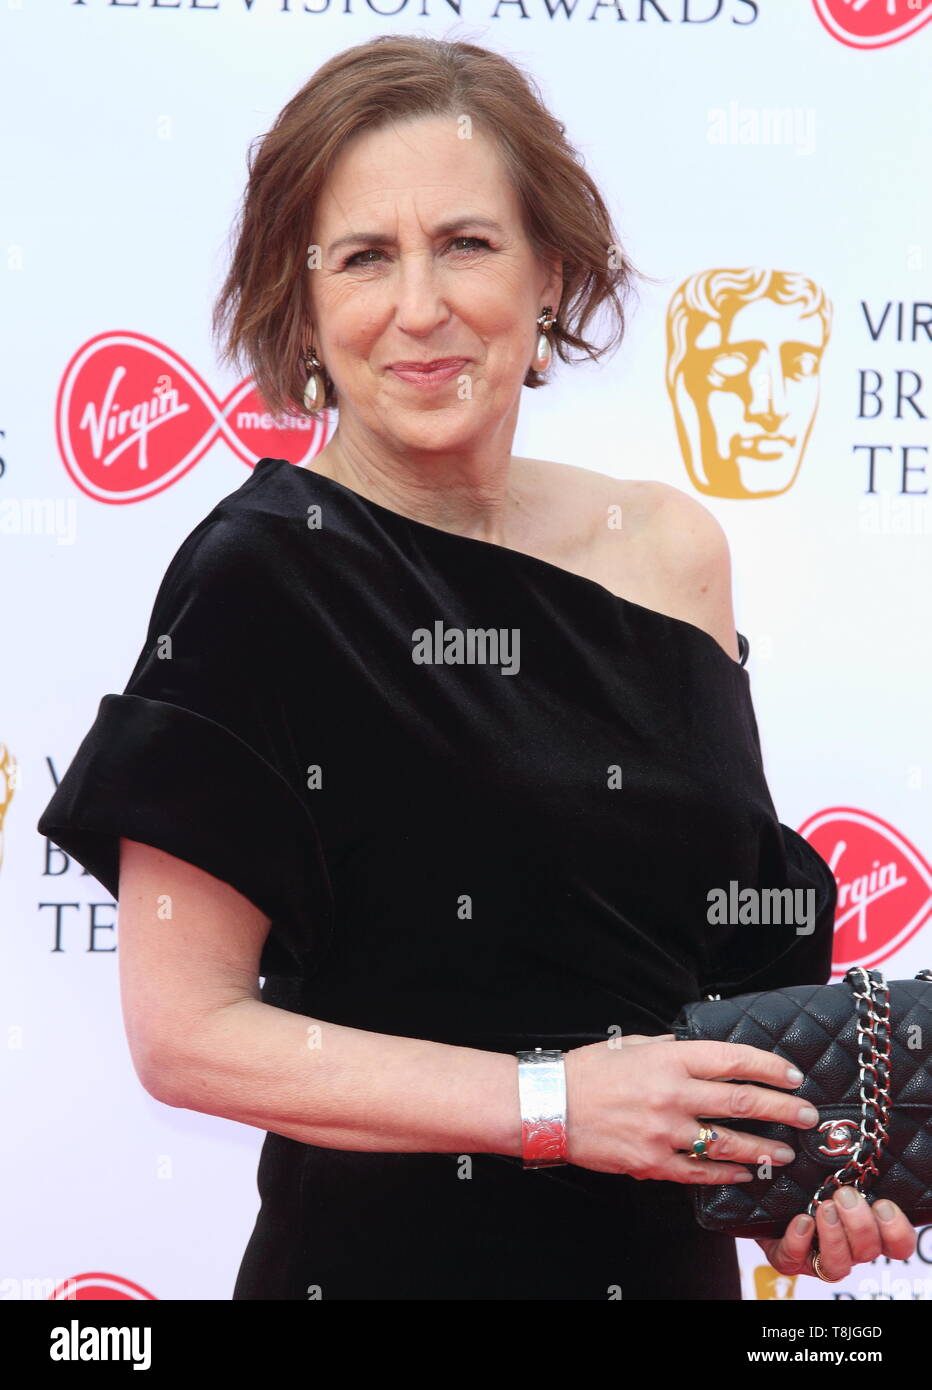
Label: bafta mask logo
xmin=0 ymin=744 xmax=17 ymax=873
xmin=753 ymin=1265 xmax=799 ymax=1300
xmin=665 ymin=269 xmax=832 ymax=499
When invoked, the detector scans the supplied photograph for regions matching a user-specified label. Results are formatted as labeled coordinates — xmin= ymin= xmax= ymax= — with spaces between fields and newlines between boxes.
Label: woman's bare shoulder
xmin=516 ymin=455 xmax=673 ymax=536
xmin=520 ymin=457 xmax=739 ymax=658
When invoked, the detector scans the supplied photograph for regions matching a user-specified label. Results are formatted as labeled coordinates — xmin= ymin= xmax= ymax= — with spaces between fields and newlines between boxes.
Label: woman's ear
xmin=542 ymin=255 xmax=564 ymax=315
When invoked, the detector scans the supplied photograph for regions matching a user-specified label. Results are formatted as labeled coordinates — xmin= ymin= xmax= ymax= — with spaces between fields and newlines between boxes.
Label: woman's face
xmin=307 ymin=114 xmax=562 ymax=457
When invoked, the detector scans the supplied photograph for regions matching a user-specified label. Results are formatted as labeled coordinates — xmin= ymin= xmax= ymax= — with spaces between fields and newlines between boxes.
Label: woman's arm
xmin=118 ymin=838 xmax=820 ymax=1183
xmin=118 ymin=838 xmax=523 ymax=1155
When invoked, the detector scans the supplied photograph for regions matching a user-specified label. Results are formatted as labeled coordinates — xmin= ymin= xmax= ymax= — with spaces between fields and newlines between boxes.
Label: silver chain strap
xmin=806 ymin=965 xmax=893 ymax=1221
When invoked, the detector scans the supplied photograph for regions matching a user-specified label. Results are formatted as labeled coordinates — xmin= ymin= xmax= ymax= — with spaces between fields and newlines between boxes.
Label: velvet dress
xmin=36 ymin=456 xmax=837 ymax=1300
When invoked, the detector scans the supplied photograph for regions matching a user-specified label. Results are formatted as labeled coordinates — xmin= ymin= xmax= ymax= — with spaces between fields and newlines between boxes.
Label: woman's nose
xmin=390 ymin=254 xmax=451 ymax=333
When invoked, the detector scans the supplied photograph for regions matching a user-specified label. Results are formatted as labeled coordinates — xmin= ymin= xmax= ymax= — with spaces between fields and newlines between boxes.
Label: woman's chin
xmin=372 ymin=407 xmax=484 ymax=452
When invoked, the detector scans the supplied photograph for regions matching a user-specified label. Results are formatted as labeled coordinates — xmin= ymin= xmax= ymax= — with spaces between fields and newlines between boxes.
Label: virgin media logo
xmin=813 ymin=0 xmax=932 ymax=49
xmin=56 ymin=331 xmax=327 ymax=504
xmin=801 ymin=807 xmax=932 ymax=971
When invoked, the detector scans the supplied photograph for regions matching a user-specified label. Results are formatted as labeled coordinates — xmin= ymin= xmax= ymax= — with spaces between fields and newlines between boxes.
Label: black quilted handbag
xmin=671 ymin=966 xmax=932 ymax=1239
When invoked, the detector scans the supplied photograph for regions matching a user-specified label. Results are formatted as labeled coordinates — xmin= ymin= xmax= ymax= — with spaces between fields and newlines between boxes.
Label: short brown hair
xmin=212 ymin=33 xmax=649 ymax=418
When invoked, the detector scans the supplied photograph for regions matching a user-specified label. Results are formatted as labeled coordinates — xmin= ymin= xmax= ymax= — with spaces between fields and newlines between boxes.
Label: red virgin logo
xmin=56 ymin=331 xmax=327 ymax=504
xmin=800 ymin=807 xmax=932 ymax=971
xmin=813 ymin=0 xmax=932 ymax=49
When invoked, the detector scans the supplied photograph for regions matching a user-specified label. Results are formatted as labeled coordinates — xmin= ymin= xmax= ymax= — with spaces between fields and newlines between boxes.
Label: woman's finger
xmin=760 ymin=1211 xmax=816 ymax=1275
xmin=678 ymin=1040 xmax=804 ymax=1091
xmin=763 ymin=1196 xmax=918 ymax=1282
xmin=621 ymin=1033 xmax=676 ymax=1046
xmin=672 ymin=1122 xmax=795 ymax=1171
xmin=810 ymin=1197 xmax=854 ymax=1280
xmin=827 ymin=1188 xmax=883 ymax=1264
xmin=664 ymin=1155 xmax=756 ymax=1185
xmin=873 ymin=1200 xmax=919 ymax=1259
xmin=833 ymin=1193 xmax=917 ymax=1263
xmin=685 ymin=1077 xmax=819 ymax=1134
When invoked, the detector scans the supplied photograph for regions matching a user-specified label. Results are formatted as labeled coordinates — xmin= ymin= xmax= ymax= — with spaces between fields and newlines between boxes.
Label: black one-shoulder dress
xmin=37 ymin=457 xmax=837 ymax=1300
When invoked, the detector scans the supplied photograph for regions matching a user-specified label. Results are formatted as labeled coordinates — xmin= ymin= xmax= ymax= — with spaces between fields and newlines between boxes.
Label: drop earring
xmin=302 ymin=346 xmax=325 ymax=412
xmin=532 ymin=306 xmax=556 ymax=373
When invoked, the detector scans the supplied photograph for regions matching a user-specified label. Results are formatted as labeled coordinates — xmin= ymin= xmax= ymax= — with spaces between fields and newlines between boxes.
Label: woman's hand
xmin=756 ymin=1193 xmax=917 ymax=1281
xmin=563 ymin=1034 xmax=819 ymax=1182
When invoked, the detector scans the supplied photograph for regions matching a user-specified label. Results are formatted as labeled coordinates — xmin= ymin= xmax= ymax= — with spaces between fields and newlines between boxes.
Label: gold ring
xmin=811 ymin=1249 xmax=839 ymax=1282
xmin=686 ymin=1124 xmax=719 ymax=1160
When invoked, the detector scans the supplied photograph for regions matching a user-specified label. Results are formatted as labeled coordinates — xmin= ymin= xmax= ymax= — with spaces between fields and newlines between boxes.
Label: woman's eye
xmin=342 ymin=248 xmax=383 ymax=268
xmin=450 ymin=236 xmax=492 ymax=254
xmin=341 ymin=236 xmax=491 ymax=269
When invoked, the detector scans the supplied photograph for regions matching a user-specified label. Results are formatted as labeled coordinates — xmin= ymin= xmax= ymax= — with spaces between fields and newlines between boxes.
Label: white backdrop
xmin=3 ymin=0 xmax=931 ymax=1302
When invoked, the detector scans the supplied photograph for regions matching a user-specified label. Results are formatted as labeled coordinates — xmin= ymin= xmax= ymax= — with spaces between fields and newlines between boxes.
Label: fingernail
xmin=735 ymin=1171 xmax=754 ymax=1182
xmin=794 ymin=1215 xmax=813 ymax=1235
xmin=786 ymin=1067 xmax=804 ymax=1084
xmin=875 ymin=1200 xmax=896 ymax=1222
xmin=823 ymin=1202 xmax=840 ymax=1224
xmin=775 ymin=1147 xmax=796 ymax=1163
xmin=798 ymin=1105 xmax=819 ymax=1125
xmin=836 ymin=1186 xmax=859 ymax=1209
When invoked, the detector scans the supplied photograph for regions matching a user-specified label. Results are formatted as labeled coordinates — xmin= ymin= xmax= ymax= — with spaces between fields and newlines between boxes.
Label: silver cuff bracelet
xmin=516 ymin=1047 xmax=568 ymax=1169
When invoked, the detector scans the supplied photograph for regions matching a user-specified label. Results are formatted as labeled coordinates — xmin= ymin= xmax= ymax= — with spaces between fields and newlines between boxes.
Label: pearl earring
xmin=532 ymin=306 xmax=556 ymax=373
xmin=302 ymin=346 xmax=325 ymax=412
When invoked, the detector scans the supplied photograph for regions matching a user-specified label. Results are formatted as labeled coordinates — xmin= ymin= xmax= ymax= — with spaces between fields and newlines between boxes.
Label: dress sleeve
xmin=701 ymin=823 xmax=838 ymax=997
xmin=696 ymin=648 xmax=838 ymax=997
xmin=36 ymin=512 xmax=334 ymax=981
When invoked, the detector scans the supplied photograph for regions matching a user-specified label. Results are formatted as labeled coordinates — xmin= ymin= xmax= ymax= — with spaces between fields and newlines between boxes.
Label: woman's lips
xmin=388 ymin=359 xmax=469 ymax=387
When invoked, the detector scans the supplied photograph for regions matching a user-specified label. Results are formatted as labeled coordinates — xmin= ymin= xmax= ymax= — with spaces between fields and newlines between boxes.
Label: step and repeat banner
xmin=3 ymin=1 xmax=930 ymax=1303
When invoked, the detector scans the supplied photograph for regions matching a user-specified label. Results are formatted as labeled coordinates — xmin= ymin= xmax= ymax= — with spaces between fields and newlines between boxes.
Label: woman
xmin=38 ymin=35 xmax=916 ymax=1299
